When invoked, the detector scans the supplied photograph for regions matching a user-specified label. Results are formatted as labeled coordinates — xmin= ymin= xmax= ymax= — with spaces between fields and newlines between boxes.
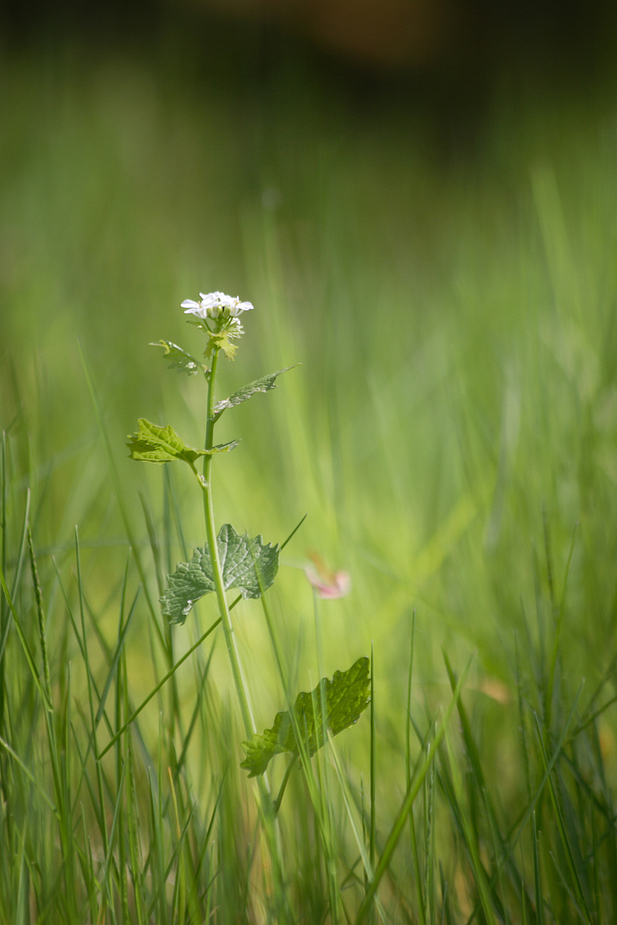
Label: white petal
xmin=184 ymin=308 xmax=207 ymax=318
xmin=200 ymin=291 xmax=226 ymax=304
xmin=229 ymin=299 xmax=254 ymax=316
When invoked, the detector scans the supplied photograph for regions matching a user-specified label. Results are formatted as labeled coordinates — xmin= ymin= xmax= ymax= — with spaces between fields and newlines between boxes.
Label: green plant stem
xmin=200 ymin=350 xmax=288 ymax=906
xmin=201 ymin=347 xmax=256 ymax=739
xmin=273 ymin=755 xmax=299 ymax=815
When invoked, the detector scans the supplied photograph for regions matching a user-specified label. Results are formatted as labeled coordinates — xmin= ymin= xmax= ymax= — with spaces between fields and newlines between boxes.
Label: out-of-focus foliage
xmin=2 ymin=0 xmax=617 ymax=760
xmin=2 ymin=6 xmax=617 ymax=921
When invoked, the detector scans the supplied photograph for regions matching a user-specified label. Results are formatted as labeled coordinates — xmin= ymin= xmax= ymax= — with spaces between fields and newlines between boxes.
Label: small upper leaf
xmin=151 ymin=340 xmax=205 ymax=376
xmin=127 ymin=419 xmax=238 ymax=465
xmin=162 ymin=524 xmax=279 ymax=624
xmin=214 ymin=367 xmax=295 ymax=415
xmin=204 ymin=329 xmax=241 ymax=361
xmin=240 ymin=657 xmax=371 ymax=777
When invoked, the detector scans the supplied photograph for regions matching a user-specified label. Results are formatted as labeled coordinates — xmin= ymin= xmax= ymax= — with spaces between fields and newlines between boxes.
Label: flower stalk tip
xmin=181 ymin=290 xmax=254 ymax=360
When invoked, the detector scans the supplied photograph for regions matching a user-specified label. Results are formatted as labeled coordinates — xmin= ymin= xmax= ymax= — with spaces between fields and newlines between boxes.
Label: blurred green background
xmin=2 ymin=0 xmax=617 ymax=753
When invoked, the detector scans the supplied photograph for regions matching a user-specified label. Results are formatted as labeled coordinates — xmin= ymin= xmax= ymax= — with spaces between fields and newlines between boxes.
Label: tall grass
xmin=2 ymin=23 xmax=617 ymax=922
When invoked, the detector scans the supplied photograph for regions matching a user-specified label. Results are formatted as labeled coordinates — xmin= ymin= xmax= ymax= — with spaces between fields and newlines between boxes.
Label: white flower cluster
xmin=181 ymin=291 xmax=254 ymax=321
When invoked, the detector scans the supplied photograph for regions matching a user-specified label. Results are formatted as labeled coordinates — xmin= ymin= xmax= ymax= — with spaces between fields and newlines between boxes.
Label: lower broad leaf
xmin=240 ymin=657 xmax=370 ymax=777
xmin=162 ymin=524 xmax=279 ymax=624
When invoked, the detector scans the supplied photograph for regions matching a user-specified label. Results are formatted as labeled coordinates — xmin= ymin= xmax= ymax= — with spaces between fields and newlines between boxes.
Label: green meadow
xmin=2 ymin=20 xmax=617 ymax=922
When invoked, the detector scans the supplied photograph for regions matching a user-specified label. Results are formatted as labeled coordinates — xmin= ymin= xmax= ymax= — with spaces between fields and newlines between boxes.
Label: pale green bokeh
xmin=2 ymin=33 xmax=617 ymax=783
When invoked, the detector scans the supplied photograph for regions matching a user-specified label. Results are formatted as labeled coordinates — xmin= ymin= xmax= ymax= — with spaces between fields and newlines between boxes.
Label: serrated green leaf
xmin=127 ymin=419 xmax=238 ymax=464
xmin=214 ymin=367 xmax=295 ymax=415
xmin=127 ymin=419 xmax=207 ymax=464
xmin=204 ymin=329 xmax=241 ymax=361
xmin=162 ymin=524 xmax=279 ymax=623
xmin=151 ymin=340 xmax=205 ymax=375
xmin=240 ymin=657 xmax=370 ymax=777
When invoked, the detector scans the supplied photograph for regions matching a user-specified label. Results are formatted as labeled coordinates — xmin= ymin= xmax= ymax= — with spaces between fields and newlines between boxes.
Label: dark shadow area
xmin=2 ymin=0 xmax=615 ymax=178
xmin=3 ymin=0 xmax=616 ymax=89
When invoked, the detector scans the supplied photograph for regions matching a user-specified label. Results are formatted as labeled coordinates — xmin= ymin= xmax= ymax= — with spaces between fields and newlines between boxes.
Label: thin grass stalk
xmin=167 ymin=767 xmax=187 ymax=922
xmin=115 ymin=636 xmax=130 ymax=922
xmin=424 ymin=757 xmax=436 ymax=925
xmin=532 ymin=811 xmax=544 ymax=925
xmin=542 ymin=507 xmax=556 ymax=618
xmin=460 ymin=686 xmax=584 ymax=925
xmin=589 ymin=799 xmax=601 ymax=923
xmin=572 ymin=689 xmax=617 ymax=742
xmin=0 ymin=434 xmax=8 ymax=774
xmin=99 ymin=758 xmax=128 ymax=913
xmin=27 ymin=526 xmax=52 ymax=704
xmin=483 ymin=797 xmax=513 ymax=925
xmin=533 ymin=711 xmax=592 ymax=923
xmin=139 ymin=493 xmax=165 ymax=596
xmin=99 ymin=617 xmax=221 ymax=759
xmin=18 ymin=826 xmax=33 ymax=925
xmin=442 ymin=722 xmax=498 ymax=925
xmin=0 ymin=436 xmax=11 ymax=877
xmin=56 ymin=660 xmax=80 ymax=922
xmin=310 ymin=592 xmax=342 ymax=923
xmin=145 ymin=726 xmax=166 ymax=924
xmin=5 ymin=516 xmax=80 ymax=919
xmin=547 ymin=848 xmax=588 ymax=923
xmin=311 ymin=697 xmax=341 ymax=924
xmin=74 ymin=528 xmax=113 ymax=875
xmin=0 ymin=733 xmax=56 ymax=813
xmin=174 ymin=640 xmax=216 ymax=778
xmin=78 ymin=809 xmax=98 ymax=924
xmin=125 ymin=724 xmax=147 ymax=925
xmin=514 ymin=634 xmax=533 ymax=806
xmin=361 ymin=643 xmax=376 ymax=925
xmin=606 ymin=788 xmax=617 ymax=922
xmin=144 ymin=485 xmax=184 ymax=777
xmin=443 ymin=651 xmax=525 ymax=915
xmin=563 ymin=737 xmax=594 ymax=908
xmin=166 ymin=464 xmax=190 ymax=563
xmin=71 ymin=724 xmax=110 ymax=906
xmin=0 ymin=560 xmax=52 ymax=714
xmin=8 ymin=481 xmax=30 ymax=607
xmin=258 ymin=579 xmax=345 ymax=919
xmin=409 ymin=788 xmax=426 ymax=925
xmin=80 ymin=352 xmax=170 ymax=671
xmin=369 ymin=641 xmax=376 ymax=875
xmin=354 ymin=656 xmax=472 ymax=925
xmin=95 ymin=576 xmax=138 ymax=730
xmin=327 ymin=739 xmax=377 ymax=889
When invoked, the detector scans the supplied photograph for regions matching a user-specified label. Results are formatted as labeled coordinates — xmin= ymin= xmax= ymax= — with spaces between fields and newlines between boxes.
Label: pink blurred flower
xmin=304 ymin=553 xmax=351 ymax=599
